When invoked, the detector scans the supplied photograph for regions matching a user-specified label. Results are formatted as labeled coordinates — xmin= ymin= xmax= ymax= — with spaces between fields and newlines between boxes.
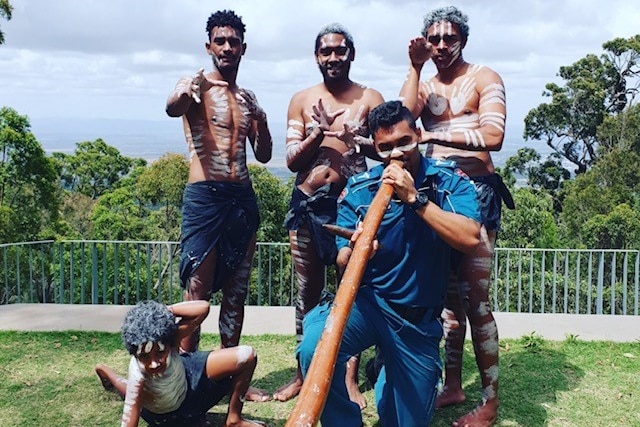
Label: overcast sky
xmin=1 ymin=0 xmax=639 ymax=146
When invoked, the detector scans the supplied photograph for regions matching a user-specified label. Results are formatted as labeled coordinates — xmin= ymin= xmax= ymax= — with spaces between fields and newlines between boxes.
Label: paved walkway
xmin=1 ymin=303 xmax=639 ymax=342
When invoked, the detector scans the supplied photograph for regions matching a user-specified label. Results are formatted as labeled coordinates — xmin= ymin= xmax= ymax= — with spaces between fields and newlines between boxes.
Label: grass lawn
xmin=0 ymin=331 xmax=638 ymax=426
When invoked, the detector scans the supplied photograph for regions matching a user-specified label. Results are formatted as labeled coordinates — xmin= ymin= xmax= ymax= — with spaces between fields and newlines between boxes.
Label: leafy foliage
xmin=0 ymin=107 xmax=60 ymax=242
xmin=498 ymin=188 xmax=560 ymax=249
xmin=0 ymin=0 xmax=12 ymax=45
xmin=560 ymin=147 xmax=640 ymax=247
xmin=54 ymin=139 xmax=139 ymax=199
xmin=249 ymin=164 xmax=292 ymax=243
xmin=523 ymin=35 xmax=640 ymax=175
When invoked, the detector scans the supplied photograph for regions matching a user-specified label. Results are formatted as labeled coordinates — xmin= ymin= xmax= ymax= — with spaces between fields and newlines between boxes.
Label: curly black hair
xmin=314 ymin=23 xmax=355 ymax=54
xmin=422 ymin=6 xmax=469 ymax=41
xmin=121 ymin=300 xmax=177 ymax=355
xmin=206 ymin=9 xmax=246 ymax=41
xmin=368 ymin=100 xmax=417 ymax=137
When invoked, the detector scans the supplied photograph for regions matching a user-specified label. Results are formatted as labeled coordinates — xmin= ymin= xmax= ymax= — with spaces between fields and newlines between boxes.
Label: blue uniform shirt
xmin=336 ymin=156 xmax=480 ymax=308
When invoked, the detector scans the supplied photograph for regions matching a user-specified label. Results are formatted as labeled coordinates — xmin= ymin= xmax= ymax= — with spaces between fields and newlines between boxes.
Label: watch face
xmin=411 ymin=191 xmax=429 ymax=210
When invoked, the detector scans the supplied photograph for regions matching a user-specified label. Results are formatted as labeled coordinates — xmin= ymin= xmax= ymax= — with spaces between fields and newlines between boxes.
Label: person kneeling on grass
xmin=95 ymin=300 xmax=266 ymax=427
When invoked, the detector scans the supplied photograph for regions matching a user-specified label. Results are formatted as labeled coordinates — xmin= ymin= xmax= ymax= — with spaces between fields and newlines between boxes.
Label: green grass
xmin=0 ymin=331 xmax=638 ymax=426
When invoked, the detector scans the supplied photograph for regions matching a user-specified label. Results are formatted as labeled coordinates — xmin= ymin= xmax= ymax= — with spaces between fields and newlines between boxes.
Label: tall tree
xmin=0 ymin=0 xmax=12 ymax=45
xmin=523 ymin=35 xmax=640 ymax=174
xmin=560 ymin=146 xmax=640 ymax=246
xmin=136 ymin=153 xmax=188 ymax=241
xmin=0 ymin=107 xmax=59 ymax=242
xmin=55 ymin=139 xmax=137 ymax=199
xmin=249 ymin=164 xmax=291 ymax=243
xmin=498 ymin=187 xmax=560 ymax=249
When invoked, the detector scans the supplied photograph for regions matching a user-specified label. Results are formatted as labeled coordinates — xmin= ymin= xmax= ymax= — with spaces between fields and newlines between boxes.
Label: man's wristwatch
xmin=409 ymin=191 xmax=429 ymax=211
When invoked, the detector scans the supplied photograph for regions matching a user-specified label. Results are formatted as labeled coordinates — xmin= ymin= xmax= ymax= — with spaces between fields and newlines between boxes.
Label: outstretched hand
xmin=238 ymin=89 xmax=267 ymax=123
xmin=408 ymin=37 xmax=433 ymax=66
xmin=324 ymin=105 xmax=369 ymax=153
xmin=190 ymin=68 xmax=228 ymax=103
xmin=311 ymin=98 xmax=345 ymax=132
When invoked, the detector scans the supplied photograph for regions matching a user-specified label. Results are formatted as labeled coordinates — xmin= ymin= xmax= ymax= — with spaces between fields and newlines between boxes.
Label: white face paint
xmin=430 ymin=20 xmax=463 ymax=68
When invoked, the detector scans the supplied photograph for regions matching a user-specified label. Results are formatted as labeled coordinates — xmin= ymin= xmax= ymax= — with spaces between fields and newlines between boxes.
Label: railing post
xmin=92 ymin=242 xmax=98 ymax=304
xmin=597 ymin=252 xmax=604 ymax=314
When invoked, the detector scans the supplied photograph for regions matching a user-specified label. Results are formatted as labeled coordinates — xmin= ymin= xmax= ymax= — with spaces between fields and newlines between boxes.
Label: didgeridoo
xmin=285 ymin=160 xmax=401 ymax=427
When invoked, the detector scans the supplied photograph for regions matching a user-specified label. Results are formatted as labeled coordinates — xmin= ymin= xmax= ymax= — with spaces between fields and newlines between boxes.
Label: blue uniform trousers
xmin=298 ymin=286 xmax=442 ymax=427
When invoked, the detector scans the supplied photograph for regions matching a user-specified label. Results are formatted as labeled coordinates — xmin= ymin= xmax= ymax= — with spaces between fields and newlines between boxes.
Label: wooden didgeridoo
xmin=285 ymin=159 xmax=401 ymax=427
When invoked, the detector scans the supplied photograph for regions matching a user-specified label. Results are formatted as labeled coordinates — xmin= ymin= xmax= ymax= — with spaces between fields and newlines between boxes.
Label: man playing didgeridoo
xmin=298 ymin=100 xmax=480 ymax=426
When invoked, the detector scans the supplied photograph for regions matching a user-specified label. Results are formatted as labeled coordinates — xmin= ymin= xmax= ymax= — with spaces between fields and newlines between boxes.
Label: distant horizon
xmin=28 ymin=116 xmax=549 ymax=173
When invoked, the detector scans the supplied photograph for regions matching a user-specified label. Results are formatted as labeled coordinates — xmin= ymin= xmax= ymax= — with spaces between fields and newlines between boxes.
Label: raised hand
xmin=311 ymin=98 xmax=345 ymax=132
xmin=408 ymin=36 xmax=433 ymax=66
xmin=238 ymin=88 xmax=267 ymax=123
xmin=324 ymin=105 xmax=368 ymax=152
xmin=190 ymin=68 xmax=228 ymax=103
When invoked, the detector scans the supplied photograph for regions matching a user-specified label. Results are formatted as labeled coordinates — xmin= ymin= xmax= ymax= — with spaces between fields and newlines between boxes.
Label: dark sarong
xmin=141 ymin=351 xmax=231 ymax=426
xmin=179 ymin=181 xmax=259 ymax=291
xmin=284 ymin=183 xmax=338 ymax=266
xmin=471 ymin=173 xmax=515 ymax=232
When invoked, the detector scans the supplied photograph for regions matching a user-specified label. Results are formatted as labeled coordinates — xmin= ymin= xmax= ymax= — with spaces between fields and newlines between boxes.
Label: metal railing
xmin=1 ymin=241 xmax=638 ymax=315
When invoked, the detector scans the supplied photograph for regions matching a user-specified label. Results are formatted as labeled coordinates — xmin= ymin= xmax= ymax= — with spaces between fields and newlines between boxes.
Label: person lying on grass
xmin=95 ymin=300 xmax=266 ymax=427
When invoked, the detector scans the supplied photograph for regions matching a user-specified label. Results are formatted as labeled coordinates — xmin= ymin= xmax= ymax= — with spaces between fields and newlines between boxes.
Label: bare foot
xmin=451 ymin=399 xmax=498 ymax=427
xmin=226 ymin=418 xmax=268 ymax=427
xmin=346 ymin=379 xmax=367 ymax=409
xmin=244 ymin=385 xmax=271 ymax=402
xmin=95 ymin=363 xmax=125 ymax=399
xmin=435 ymin=386 xmax=465 ymax=409
xmin=272 ymin=376 xmax=303 ymax=402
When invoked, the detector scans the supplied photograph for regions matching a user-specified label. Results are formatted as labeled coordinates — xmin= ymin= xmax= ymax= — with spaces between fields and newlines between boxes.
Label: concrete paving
xmin=1 ymin=303 xmax=639 ymax=342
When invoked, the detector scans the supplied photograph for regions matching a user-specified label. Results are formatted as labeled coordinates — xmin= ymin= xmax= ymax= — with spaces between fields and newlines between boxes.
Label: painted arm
xmin=382 ymin=163 xmax=480 ymax=253
xmin=285 ymin=97 xmax=345 ymax=172
xmin=422 ymin=68 xmax=507 ymax=152
xmin=399 ymin=37 xmax=433 ymax=118
xmin=121 ymin=358 xmax=145 ymax=427
xmin=166 ymin=68 xmax=228 ymax=117
xmin=240 ymin=89 xmax=273 ymax=163
xmin=168 ymin=300 xmax=210 ymax=343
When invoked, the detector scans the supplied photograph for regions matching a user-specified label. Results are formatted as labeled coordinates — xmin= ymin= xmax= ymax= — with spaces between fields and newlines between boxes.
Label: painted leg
xmin=218 ymin=235 xmax=268 ymax=403
xmin=273 ymin=228 xmax=325 ymax=402
xmin=452 ymin=228 xmax=499 ymax=427
xmin=436 ymin=270 xmax=467 ymax=409
xmin=180 ymin=249 xmax=217 ymax=353
xmin=95 ymin=363 xmax=127 ymax=399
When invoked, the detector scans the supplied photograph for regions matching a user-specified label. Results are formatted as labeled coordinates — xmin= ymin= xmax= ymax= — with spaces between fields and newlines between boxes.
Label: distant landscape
xmin=30 ymin=117 xmax=544 ymax=182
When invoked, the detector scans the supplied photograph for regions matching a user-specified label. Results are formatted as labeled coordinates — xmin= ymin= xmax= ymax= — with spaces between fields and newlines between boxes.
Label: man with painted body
xmin=399 ymin=6 xmax=513 ymax=427
xmin=298 ymin=100 xmax=481 ymax=426
xmin=273 ymin=23 xmax=384 ymax=406
xmin=166 ymin=10 xmax=272 ymax=401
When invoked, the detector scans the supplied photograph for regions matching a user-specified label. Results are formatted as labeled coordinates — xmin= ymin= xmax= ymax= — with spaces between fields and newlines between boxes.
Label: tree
xmin=55 ymin=139 xmax=138 ymax=199
xmin=559 ymin=147 xmax=640 ymax=246
xmin=91 ymin=187 xmax=146 ymax=240
xmin=135 ymin=153 xmax=188 ymax=241
xmin=523 ymin=35 xmax=640 ymax=174
xmin=249 ymin=164 xmax=291 ymax=243
xmin=0 ymin=107 xmax=60 ymax=242
xmin=582 ymin=204 xmax=640 ymax=249
xmin=498 ymin=188 xmax=560 ymax=249
xmin=0 ymin=0 xmax=12 ymax=45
